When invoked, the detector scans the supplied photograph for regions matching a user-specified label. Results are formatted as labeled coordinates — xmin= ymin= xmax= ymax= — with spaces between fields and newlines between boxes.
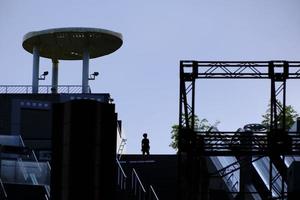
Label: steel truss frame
xmin=179 ymin=60 xmax=300 ymax=200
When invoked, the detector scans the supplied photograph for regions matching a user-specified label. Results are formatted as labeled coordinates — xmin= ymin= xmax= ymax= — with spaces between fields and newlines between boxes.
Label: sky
xmin=1 ymin=0 xmax=300 ymax=154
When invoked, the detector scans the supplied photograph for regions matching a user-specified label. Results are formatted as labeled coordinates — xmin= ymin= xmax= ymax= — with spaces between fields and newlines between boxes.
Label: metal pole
xmin=269 ymin=61 xmax=275 ymax=199
xmin=52 ymin=59 xmax=59 ymax=93
xmin=82 ymin=48 xmax=90 ymax=93
xmin=191 ymin=61 xmax=197 ymax=130
xmin=178 ymin=62 xmax=183 ymax=200
xmin=32 ymin=46 xmax=40 ymax=93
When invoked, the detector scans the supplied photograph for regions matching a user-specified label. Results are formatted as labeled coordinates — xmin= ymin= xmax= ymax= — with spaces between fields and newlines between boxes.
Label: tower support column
xmin=82 ymin=49 xmax=90 ymax=93
xmin=52 ymin=59 xmax=59 ymax=93
xmin=32 ymin=46 xmax=40 ymax=93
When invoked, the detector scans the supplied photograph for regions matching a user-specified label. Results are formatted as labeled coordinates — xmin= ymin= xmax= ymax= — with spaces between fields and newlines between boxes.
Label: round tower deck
xmin=22 ymin=27 xmax=123 ymax=60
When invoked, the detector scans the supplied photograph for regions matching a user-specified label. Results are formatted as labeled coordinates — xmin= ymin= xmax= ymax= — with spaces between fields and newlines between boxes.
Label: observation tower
xmin=22 ymin=27 xmax=123 ymax=93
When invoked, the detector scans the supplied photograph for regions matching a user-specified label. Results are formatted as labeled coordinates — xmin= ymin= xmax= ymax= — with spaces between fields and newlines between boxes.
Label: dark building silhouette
xmin=0 ymin=27 xmax=126 ymax=200
xmin=2 ymin=28 xmax=300 ymax=200
xmin=51 ymin=100 xmax=117 ymax=200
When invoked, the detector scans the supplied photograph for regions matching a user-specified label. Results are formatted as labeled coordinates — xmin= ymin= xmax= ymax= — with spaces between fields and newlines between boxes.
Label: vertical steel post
xmin=269 ymin=61 xmax=276 ymax=199
xmin=269 ymin=61 xmax=288 ymax=199
xmin=178 ymin=61 xmax=183 ymax=200
xmin=179 ymin=62 xmax=184 ymax=130
xmin=52 ymin=59 xmax=59 ymax=93
xmin=191 ymin=61 xmax=197 ymax=130
xmin=82 ymin=48 xmax=90 ymax=93
xmin=32 ymin=46 xmax=40 ymax=93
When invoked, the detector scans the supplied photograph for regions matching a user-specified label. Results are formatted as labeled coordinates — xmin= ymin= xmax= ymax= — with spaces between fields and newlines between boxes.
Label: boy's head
xmin=143 ymin=133 xmax=147 ymax=138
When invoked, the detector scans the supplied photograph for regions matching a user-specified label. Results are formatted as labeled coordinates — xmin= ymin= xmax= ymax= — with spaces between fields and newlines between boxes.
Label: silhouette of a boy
xmin=141 ymin=133 xmax=150 ymax=156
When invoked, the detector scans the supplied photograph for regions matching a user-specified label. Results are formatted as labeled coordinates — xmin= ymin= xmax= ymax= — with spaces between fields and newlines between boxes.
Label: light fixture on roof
xmin=39 ymin=71 xmax=48 ymax=80
xmin=89 ymin=72 xmax=99 ymax=80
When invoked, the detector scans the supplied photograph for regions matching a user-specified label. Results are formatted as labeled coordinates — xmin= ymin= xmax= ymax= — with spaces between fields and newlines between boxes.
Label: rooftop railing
xmin=149 ymin=185 xmax=159 ymax=200
xmin=116 ymin=158 xmax=127 ymax=190
xmin=0 ymin=177 xmax=7 ymax=199
xmin=132 ymin=168 xmax=146 ymax=200
xmin=0 ymin=85 xmax=90 ymax=94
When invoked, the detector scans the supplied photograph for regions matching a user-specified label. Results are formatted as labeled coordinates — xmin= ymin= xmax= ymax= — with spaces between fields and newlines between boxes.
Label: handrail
xmin=44 ymin=194 xmax=49 ymax=200
xmin=17 ymin=136 xmax=45 ymax=186
xmin=46 ymin=161 xmax=51 ymax=171
xmin=19 ymin=135 xmax=44 ymax=171
xmin=231 ymin=180 xmax=239 ymax=191
xmin=0 ymin=177 xmax=7 ymax=199
xmin=17 ymin=158 xmax=29 ymax=181
xmin=132 ymin=169 xmax=146 ymax=192
xmin=29 ymin=173 xmax=38 ymax=185
xmin=31 ymin=150 xmax=42 ymax=172
xmin=45 ymin=185 xmax=50 ymax=199
xmin=149 ymin=185 xmax=159 ymax=200
xmin=116 ymin=158 xmax=127 ymax=190
xmin=132 ymin=168 xmax=146 ymax=200
xmin=0 ymin=85 xmax=90 ymax=94
xmin=117 ymin=138 xmax=127 ymax=160
xmin=19 ymin=135 xmax=26 ymax=147
xmin=211 ymin=156 xmax=263 ymax=178
xmin=225 ymin=173 xmax=239 ymax=192
xmin=19 ymin=136 xmax=42 ymax=172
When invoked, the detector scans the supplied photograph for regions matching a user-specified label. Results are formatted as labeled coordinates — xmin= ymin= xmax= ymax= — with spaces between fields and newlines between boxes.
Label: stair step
xmin=119 ymin=154 xmax=178 ymax=200
xmin=4 ymin=183 xmax=47 ymax=200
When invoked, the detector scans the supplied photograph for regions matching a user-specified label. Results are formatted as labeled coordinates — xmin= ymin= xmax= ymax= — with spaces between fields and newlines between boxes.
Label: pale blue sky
xmin=1 ymin=0 xmax=300 ymax=154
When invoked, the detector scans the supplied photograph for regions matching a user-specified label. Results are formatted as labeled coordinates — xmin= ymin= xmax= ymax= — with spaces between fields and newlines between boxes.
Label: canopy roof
xmin=22 ymin=27 xmax=123 ymax=60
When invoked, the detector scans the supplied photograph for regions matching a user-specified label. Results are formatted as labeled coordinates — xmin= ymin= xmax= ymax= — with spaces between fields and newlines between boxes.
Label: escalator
xmin=207 ymin=122 xmax=299 ymax=199
xmin=207 ymin=153 xmax=269 ymax=200
xmin=206 ymin=125 xmax=271 ymax=199
xmin=233 ymin=124 xmax=289 ymax=198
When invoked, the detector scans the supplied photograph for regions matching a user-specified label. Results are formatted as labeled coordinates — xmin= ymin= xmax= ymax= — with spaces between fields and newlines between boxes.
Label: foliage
xmin=261 ymin=102 xmax=299 ymax=130
xmin=170 ymin=115 xmax=214 ymax=151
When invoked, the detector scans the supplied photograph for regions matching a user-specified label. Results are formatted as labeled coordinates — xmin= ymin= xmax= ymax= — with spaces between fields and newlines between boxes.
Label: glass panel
xmin=0 ymin=135 xmax=23 ymax=146
xmin=0 ymin=160 xmax=50 ymax=186
xmin=209 ymin=156 xmax=240 ymax=193
xmin=252 ymin=157 xmax=287 ymax=197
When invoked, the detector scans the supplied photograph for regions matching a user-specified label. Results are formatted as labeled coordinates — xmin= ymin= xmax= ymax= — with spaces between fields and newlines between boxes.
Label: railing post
xmin=116 ymin=158 xmax=127 ymax=192
xmin=0 ymin=177 xmax=7 ymax=199
xmin=135 ymin=179 xmax=137 ymax=196
xmin=138 ymin=188 xmax=140 ymax=200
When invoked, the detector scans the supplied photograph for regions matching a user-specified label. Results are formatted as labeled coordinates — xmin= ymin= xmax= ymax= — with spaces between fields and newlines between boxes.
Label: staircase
xmin=116 ymin=154 xmax=178 ymax=200
xmin=3 ymin=183 xmax=48 ymax=200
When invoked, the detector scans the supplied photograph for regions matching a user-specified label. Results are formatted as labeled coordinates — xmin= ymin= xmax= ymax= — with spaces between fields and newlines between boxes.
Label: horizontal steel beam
xmin=181 ymin=60 xmax=300 ymax=79
xmin=185 ymin=131 xmax=300 ymax=156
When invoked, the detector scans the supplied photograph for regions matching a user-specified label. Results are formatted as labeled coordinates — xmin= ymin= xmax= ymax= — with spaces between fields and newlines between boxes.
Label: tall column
xmin=52 ymin=59 xmax=59 ymax=94
xmin=82 ymin=49 xmax=90 ymax=93
xmin=32 ymin=46 xmax=40 ymax=93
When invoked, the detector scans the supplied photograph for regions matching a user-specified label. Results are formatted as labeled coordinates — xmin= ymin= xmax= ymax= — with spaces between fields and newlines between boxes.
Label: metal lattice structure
xmin=179 ymin=60 xmax=300 ymax=199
